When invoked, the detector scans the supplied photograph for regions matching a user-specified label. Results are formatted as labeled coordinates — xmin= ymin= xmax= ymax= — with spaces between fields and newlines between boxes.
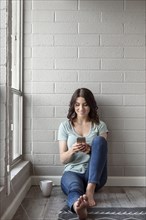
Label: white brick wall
xmin=24 ymin=0 xmax=146 ymax=177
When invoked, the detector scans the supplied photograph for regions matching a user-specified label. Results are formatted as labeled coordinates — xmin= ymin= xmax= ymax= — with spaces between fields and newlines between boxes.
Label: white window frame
xmin=11 ymin=0 xmax=23 ymax=164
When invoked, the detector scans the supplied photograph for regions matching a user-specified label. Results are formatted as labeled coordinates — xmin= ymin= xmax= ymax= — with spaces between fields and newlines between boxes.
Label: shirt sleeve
xmin=98 ymin=121 xmax=108 ymax=135
xmin=58 ymin=121 xmax=68 ymax=141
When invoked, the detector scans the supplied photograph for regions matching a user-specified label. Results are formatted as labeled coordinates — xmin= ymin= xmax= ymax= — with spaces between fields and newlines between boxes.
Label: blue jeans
xmin=61 ymin=136 xmax=108 ymax=210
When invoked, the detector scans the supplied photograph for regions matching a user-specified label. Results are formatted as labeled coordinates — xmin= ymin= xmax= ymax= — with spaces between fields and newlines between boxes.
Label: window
xmin=11 ymin=0 xmax=23 ymax=163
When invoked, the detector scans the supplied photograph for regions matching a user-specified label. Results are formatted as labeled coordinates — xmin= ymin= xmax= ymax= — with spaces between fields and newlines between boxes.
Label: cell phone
xmin=77 ymin=137 xmax=86 ymax=143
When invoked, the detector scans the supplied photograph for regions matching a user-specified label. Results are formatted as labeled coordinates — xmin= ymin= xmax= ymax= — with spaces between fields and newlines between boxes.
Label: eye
xmin=75 ymin=103 xmax=80 ymax=107
xmin=83 ymin=103 xmax=88 ymax=106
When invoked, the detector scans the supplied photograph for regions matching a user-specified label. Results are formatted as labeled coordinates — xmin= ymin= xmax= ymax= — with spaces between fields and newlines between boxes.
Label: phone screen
xmin=77 ymin=137 xmax=86 ymax=143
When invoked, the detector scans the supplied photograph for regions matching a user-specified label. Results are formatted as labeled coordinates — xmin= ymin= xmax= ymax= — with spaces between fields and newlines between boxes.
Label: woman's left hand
xmin=80 ymin=143 xmax=91 ymax=154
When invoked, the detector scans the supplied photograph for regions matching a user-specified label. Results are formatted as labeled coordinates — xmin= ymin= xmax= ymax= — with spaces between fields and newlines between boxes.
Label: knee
xmin=92 ymin=136 xmax=107 ymax=145
xmin=91 ymin=136 xmax=107 ymax=152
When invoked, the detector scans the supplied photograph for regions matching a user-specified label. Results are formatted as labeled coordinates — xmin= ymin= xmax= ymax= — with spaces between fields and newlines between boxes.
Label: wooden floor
xmin=12 ymin=186 xmax=146 ymax=220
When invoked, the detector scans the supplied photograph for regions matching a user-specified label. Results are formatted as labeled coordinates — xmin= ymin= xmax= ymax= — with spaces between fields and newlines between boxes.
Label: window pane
xmin=11 ymin=0 xmax=22 ymax=90
xmin=12 ymin=93 xmax=22 ymax=160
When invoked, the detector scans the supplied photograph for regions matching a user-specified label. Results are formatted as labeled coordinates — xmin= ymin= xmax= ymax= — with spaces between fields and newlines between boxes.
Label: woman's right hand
xmin=71 ymin=142 xmax=86 ymax=153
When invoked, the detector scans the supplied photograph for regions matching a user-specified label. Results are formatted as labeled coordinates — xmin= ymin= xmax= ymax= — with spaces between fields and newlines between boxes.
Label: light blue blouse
xmin=58 ymin=120 xmax=108 ymax=174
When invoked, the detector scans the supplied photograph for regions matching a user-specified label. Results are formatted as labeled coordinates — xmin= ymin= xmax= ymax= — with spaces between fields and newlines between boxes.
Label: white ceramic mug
xmin=40 ymin=180 xmax=53 ymax=197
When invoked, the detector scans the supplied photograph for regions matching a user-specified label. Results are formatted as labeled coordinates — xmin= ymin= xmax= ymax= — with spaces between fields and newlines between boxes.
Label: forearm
xmin=60 ymin=148 xmax=74 ymax=164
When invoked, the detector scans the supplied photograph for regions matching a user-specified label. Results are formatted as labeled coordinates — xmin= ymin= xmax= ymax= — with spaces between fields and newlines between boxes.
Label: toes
xmin=83 ymin=194 xmax=88 ymax=201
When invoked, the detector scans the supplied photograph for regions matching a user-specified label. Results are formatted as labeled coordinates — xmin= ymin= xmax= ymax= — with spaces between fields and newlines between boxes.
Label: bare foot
xmin=73 ymin=194 xmax=88 ymax=220
xmin=86 ymin=183 xmax=96 ymax=207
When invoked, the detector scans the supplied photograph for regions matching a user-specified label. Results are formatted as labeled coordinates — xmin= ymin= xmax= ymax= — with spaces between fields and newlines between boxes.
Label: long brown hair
xmin=67 ymin=88 xmax=99 ymax=125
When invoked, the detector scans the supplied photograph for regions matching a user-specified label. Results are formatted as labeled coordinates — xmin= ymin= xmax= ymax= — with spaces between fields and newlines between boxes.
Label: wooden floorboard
xmin=12 ymin=186 xmax=146 ymax=220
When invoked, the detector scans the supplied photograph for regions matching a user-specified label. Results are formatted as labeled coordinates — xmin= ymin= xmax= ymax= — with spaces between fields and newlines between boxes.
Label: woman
xmin=58 ymin=88 xmax=108 ymax=219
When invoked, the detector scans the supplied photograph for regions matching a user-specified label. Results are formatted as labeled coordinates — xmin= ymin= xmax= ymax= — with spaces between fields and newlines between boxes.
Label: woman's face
xmin=74 ymin=97 xmax=90 ymax=118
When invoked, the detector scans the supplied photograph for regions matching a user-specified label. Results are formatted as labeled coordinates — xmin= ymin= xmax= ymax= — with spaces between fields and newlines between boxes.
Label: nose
xmin=79 ymin=104 xmax=84 ymax=110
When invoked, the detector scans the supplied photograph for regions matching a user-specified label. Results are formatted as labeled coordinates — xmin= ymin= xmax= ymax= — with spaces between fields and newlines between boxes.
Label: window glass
xmin=11 ymin=0 xmax=23 ymax=163
xmin=12 ymin=93 xmax=23 ymax=160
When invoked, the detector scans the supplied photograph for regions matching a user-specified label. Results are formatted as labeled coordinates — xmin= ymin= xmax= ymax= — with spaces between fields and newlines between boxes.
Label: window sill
xmin=0 ymin=186 xmax=4 ymax=192
xmin=10 ymin=160 xmax=30 ymax=180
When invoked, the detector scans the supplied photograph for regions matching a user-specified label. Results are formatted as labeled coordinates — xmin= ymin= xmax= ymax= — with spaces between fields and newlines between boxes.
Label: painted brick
xmin=33 ymin=23 xmax=78 ymax=34
xmin=33 ymin=118 xmax=63 ymax=130
xmin=24 ymin=0 xmax=32 ymax=10
xmin=124 ymin=0 xmax=145 ymax=12
xmin=24 ymin=82 xmax=32 ymax=94
xmin=124 ymin=142 xmax=145 ymax=154
xmin=55 ymin=34 xmax=100 ymax=46
xmin=24 ymin=58 xmax=32 ymax=69
xmin=124 ymin=71 xmax=145 ymax=82
xmin=33 ymin=142 xmax=59 ymax=154
xmin=79 ymin=47 xmax=123 ymax=58
xmin=33 ymin=70 xmax=77 ymax=82
xmin=124 ymin=10 xmax=145 ymax=23
xmin=34 ymin=154 xmax=54 ymax=165
xmin=24 ymin=70 xmax=32 ymax=82
xmin=124 ymin=95 xmax=145 ymax=106
xmin=55 ymin=106 xmax=68 ymax=118
xmin=102 ymin=106 xmax=145 ymax=118
xmin=124 ymin=119 xmax=145 ymax=130
xmin=55 ymin=82 xmax=100 ymax=94
xmin=102 ymin=10 xmax=145 ymax=24
xmin=95 ymin=95 xmax=123 ymax=106
xmin=101 ymin=11 xmax=123 ymax=24
xmin=124 ymin=154 xmax=145 ymax=166
xmin=24 ymin=11 xmax=32 ymax=23
xmin=24 ymin=119 xmax=31 ymax=129
xmin=55 ymin=11 xmax=101 ymax=22
xmin=101 ymin=34 xmax=145 ymax=46
xmin=24 ymin=130 xmax=31 ymax=142
xmin=33 ymin=166 xmax=64 ymax=176
xmin=109 ymin=130 xmax=145 ymax=142
xmin=124 ymin=47 xmax=145 ymax=58
xmin=32 ymin=58 xmax=53 ymax=70
xmin=109 ymin=154 xmax=145 ymax=166
xmin=125 ymin=167 xmax=146 ymax=176
xmin=24 ymin=23 xmax=32 ymax=34
xmin=32 ymin=11 xmax=54 ymax=22
xmin=108 ymin=142 xmax=125 ymax=154
xmin=108 ymin=166 xmax=124 ymax=176
xmin=33 ymin=130 xmax=54 ymax=142
xmin=24 ymin=34 xmax=32 ymax=46
xmin=32 ymin=1 xmax=77 ymax=10
xmin=101 ymin=59 xmax=145 ymax=70
xmin=79 ymin=71 xmax=123 ymax=82
xmin=124 ymin=21 xmax=145 ymax=34
xmin=55 ymin=58 xmax=100 ymax=69
xmin=102 ymin=83 xmax=145 ymax=94
xmin=33 ymin=106 xmax=54 ymax=118
xmin=32 ymin=82 xmax=54 ymax=94
xmin=24 ymin=47 xmax=32 ymax=58
xmin=32 ymin=47 xmax=77 ymax=58
xmin=80 ymin=1 xmax=123 ymax=11
xmin=54 ymin=155 xmax=62 ymax=166
xmin=79 ymin=22 xmax=123 ymax=34
xmin=33 ymin=94 xmax=71 ymax=106
xmin=33 ymin=34 xmax=53 ymax=46
xmin=105 ymin=119 xmax=124 ymax=130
